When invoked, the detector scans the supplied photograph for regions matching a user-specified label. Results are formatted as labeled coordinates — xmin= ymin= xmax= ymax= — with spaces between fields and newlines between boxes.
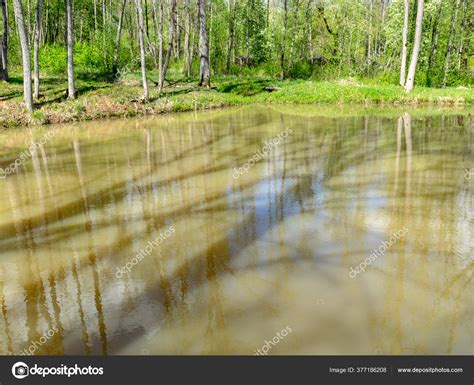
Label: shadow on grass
xmin=218 ymin=79 xmax=270 ymax=96
xmin=36 ymin=83 xmax=112 ymax=107
xmin=0 ymin=90 xmax=22 ymax=101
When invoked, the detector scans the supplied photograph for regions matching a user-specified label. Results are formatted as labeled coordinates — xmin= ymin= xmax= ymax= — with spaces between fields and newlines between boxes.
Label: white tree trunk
xmin=154 ymin=0 xmax=163 ymax=90
xmin=13 ymin=0 xmax=34 ymax=111
xmin=113 ymin=0 xmax=127 ymax=75
xmin=399 ymin=0 xmax=409 ymax=86
xmin=184 ymin=0 xmax=191 ymax=76
xmin=160 ymin=0 xmax=176 ymax=92
xmin=33 ymin=0 xmax=42 ymax=98
xmin=198 ymin=0 xmax=210 ymax=86
xmin=66 ymin=0 xmax=75 ymax=99
xmin=404 ymin=0 xmax=424 ymax=93
xmin=136 ymin=0 xmax=149 ymax=99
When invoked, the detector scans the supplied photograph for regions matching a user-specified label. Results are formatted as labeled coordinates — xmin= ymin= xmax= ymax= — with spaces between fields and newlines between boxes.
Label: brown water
xmin=0 ymin=106 xmax=472 ymax=355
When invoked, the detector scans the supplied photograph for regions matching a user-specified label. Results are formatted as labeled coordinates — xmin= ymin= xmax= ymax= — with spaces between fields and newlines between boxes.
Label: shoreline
xmin=1 ymin=78 xmax=473 ymax=128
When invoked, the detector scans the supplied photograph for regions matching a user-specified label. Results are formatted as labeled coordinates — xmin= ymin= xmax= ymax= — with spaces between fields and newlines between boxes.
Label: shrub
xmin=288 ymin=61 xmax=313 ymax=79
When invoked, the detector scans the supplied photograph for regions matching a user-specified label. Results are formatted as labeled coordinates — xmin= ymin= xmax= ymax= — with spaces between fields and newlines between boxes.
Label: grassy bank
xmin=1 ymin=74 xmax=473 ymax=128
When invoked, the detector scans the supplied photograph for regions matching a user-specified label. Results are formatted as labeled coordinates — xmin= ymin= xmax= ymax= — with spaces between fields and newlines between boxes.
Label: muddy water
xmin=0 ymin=106 xmax=472 ymax=355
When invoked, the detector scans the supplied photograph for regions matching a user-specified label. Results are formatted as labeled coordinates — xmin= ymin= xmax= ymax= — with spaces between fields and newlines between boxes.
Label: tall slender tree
xmin=404 ymin=0 xmax=424 ymax=93
xmin=65 ymin=0 xmax=75 ymax=99
xmin=33 ymin=0 xmax=43 ymax=98
xmin=198 ymin=0 xmax=210 ymax=86
xmin=184 ymin=0 xmax=192 ymax=76
xmin=113 ymin=0 xmax=127 ymax=75
xmin=13 ymin=0 xmax=34 ymax=111
xmin=154 ymin=0 xmax=164 ymax=91
xmin=399 ymin=0 xmax=409 ymax=86
xmin=0 ymin=0 xmax=7 ymax=81
xmin=158 ymin=0 xmax=176 ymax=93
xmin=136 ymin=0 xmax=149 ymax=99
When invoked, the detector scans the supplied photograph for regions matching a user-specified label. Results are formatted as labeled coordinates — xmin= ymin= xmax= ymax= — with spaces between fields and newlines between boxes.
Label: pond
xmin=0 ymin=106 xmax=472 ymax=355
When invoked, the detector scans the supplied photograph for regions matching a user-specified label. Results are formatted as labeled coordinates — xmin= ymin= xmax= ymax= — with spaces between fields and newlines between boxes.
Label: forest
xmin=0 ymin=0 xmax=472 ymax=124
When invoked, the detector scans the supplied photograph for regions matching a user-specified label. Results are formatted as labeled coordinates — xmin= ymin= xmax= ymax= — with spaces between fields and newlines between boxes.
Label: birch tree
xmin=136 ymin=0 xmax=149 ymax=99
xmin=198 ymin=0 xmax=210 ymax=87
xmin=399 ymin=0 xmax=409 ymax=86
xmin=153 ymin=0 xmax=164 ymax=91
xmin=404 ymin=0 xmax=424 ymax=93
xmin=33 ymin=0 xmax=43 ymax=98
xmin=158 ymin=0 xmax=176 ymax=93
xmin=113 ymin=0 xmax=127 ymax=75
xmin=13 ymin=0 xmax=34 ymax=111
xmin=65 ymin=0 xmax=75 ymax=99
xmin=184 ymin=0 xmax=192 ymax=76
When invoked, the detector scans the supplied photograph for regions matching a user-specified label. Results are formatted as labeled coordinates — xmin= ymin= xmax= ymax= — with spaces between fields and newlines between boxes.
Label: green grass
xmin=0 ymin=73 xmax=473 ymax=128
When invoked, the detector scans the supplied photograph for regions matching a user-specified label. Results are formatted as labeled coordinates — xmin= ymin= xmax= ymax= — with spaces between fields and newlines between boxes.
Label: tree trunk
xmin=426 ymin=0 xmax=442 ymax=87
xmin=156 ymin=0 xmax=164 ymax=92
xmin=399 ymin=0 xmax=409 ymax=86
xmin=174 ymin=0 xmax=180 ymax=59
xmin=197 ymin=0 xmax=210 ymax=87
xmin=65 ymin=0 xmax=75 ymax=99
xmin=404 ymin=0 xmax=424 ymax=93
xmin=33 ymin=0 xmax=42 ymax=98
xmin=136 ymin=0 xmax=149 ymax=100
xmin=184 ymin=0 xmax=192 ymax=76
xmin=113 ymin=0 xmax=127 ymax=75
xmin=280 ymin=0 xmax=288 ymax=79
xmin=0 ymin=0 xmax=8 ymax=81
xmin=442 ymin=0 xmax=461 ymax=87
xmin=13 ymin=0 xmax=34 ymax=111
xmin=158 ymin=0 xmax=176 ymax=92
xmin=144 ymin=0 xmax=150 ymax=43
